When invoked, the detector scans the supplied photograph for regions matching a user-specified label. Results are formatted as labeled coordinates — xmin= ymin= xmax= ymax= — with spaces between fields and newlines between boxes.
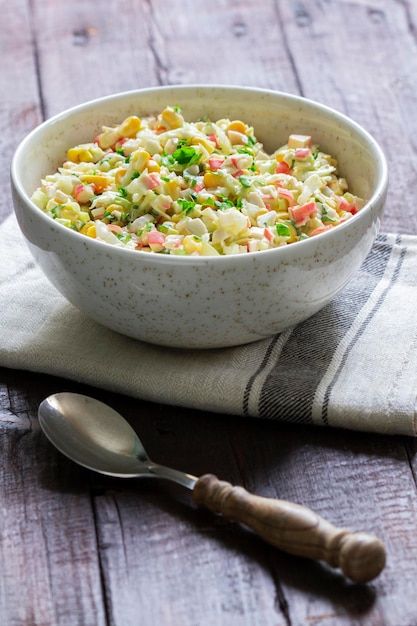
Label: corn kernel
xmin=161 ymin=107 xmax=184 ymax=129
xmin=80 ymin=222 xmax=97 ymax=238
xmin=79 ymin=174 xmax=110 ymax=192
xmin=165 ymin=180 xmax=181 ymax=200
xmin=114 ymin=168 xmax=128 ymax=185
xmin=67 ymin=147 xmax=94 ymax=163
xmin=183 ymin=235 xmax=202 ymax=254
xmin=192 ymin=136 xmax=215 ymax=154
xmin=97 ymin=127 xmax=120 ymax=150
xmin=227 ymin=120 xmax=247 ymax=134
xmin=106 ymin=204 xmax=123 ymax=215
xmin=203 ymin=172 xmax=222 ymax=188
xmin=119 ymin=116 xmax=141 ymax=138
xmin=147 ymin=159 xmax=160 ymax=173
xmin=275 ymin=150 xmax=286 ymax=162
xmin=131 ymin=149 xmax=150 ymax=172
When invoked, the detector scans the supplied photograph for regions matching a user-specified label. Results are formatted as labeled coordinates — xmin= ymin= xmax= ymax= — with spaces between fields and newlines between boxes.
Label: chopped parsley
xmin=177 ymin=198 xmax=197 ymax=214
xmin=161 ymin=153 xmax=175 ymax=168
xmin=171 ymin=144 xmax=201 ymax=166
xmin=115 ymin=232 xmax=131 ymax=243
xmin=214 ymin=197 xmax=235 ymax=210
xmin=237 ymin=146 xmax=254 ymax=155
xmin=276 ymin=223 xmax=291 ymax=237
xmin=239 ymin=175 xmax=251 ymax=188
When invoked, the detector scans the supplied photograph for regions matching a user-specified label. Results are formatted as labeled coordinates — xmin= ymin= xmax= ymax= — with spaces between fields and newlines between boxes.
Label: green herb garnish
xmin=171 ymin=145 xmax=201 ymax=166
xmin=239 ymin=176 xmax=251 ymax=188
xmin=214 ymin=197 xmax=235 ymax=210
xmin=177 ymin=198 xmax=197 ymax=215
xmin=276 ymin=223 xmax=291 ymax=237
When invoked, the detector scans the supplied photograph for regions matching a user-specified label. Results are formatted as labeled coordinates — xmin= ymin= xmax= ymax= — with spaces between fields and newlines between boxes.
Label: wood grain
xmin=3 ymin=0 xmax=417 ymax=624
xmin=0 ymin=380 xmax=106 ymax=625
xmin=192 ymin=474 xmax=386 ymax=583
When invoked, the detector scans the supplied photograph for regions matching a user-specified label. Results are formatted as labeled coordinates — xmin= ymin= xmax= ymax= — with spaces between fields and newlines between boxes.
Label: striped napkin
xmin=1 ymin=212 xmax=416 ymax=436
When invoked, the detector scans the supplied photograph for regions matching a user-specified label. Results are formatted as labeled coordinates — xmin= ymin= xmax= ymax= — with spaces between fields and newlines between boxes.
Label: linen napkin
xmin=1 ymin=212 xmax=417 ymax=436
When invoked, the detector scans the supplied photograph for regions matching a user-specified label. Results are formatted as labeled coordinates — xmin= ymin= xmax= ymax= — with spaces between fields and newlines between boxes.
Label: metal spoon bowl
xmin=39 ymin=392 xmax=196 ymax=487
xmin=38 ymin=392 xmax=386 ymax=584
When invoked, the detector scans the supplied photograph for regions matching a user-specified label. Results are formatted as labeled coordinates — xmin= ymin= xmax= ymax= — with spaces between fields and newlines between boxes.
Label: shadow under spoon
xmin=38 ymin=392 xmax=386 ymax=584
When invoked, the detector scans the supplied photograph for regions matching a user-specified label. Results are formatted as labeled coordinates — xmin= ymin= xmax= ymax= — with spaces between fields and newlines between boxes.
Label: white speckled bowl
xmin=11 ymin=86 xmax=388 ymax=348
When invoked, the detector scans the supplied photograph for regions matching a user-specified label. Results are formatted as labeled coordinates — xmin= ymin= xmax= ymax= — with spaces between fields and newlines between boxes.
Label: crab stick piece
xmin=289 ymin=200 xmax=317 ymax=224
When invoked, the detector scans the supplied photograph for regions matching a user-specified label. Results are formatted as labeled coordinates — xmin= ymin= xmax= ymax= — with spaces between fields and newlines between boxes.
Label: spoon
xmin=38 ymin=392 xmax=386 ymax=583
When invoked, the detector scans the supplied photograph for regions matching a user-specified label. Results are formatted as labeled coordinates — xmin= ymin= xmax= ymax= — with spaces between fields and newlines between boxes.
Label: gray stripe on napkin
xmin=254 ymin=233 xmax=395 ymax=424
xmin=320 ymin=236 xmax=406 ymax=425
xmin=243 ymin=333 xmax=285 ymax=416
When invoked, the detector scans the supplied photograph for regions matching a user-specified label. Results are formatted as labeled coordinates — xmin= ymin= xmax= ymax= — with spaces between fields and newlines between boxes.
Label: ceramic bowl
xmin=11 ymin=86 xmax=388 ymax=348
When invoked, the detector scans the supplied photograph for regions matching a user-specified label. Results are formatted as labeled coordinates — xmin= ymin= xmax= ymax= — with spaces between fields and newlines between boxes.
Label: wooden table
xmin=2 ymin=1 xmax=417 ymax=624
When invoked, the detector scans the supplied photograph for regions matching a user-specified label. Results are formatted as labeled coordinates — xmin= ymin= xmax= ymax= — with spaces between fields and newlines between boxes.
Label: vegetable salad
xmin=31 ymin=107 xmax=364 ymax=256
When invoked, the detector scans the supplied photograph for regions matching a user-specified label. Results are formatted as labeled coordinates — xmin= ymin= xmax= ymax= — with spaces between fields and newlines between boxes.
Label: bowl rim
xmin=11 ymin=84 xmax=388 ymax=265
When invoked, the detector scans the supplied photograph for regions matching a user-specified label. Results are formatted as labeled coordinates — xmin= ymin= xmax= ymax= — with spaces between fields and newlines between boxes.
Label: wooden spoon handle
xmin=192 ymin=474 xmax=386 ymax=583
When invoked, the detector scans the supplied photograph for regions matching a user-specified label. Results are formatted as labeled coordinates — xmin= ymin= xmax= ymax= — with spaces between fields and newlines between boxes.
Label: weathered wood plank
xmin=0 ymin=375 xmax=107 ymax=626
xmin=96 ymin=397 xmax=417 ymax=626
xmin=28 ymin=0 xmax=299 ymax=120
xmin=0 ymin=0 xmax=42 ymax=224
xmin=8 ymin=367 xmax=417 ymax=625
xmin=93 ymin=487 xmax=281 ymax=626
xmin=278 ymin=0 xmax=417 ymax=234
xmin=231 ymin=422 xmax=417 ymax=625
xmin=0 ymin=1 xmax=107 ymax=621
